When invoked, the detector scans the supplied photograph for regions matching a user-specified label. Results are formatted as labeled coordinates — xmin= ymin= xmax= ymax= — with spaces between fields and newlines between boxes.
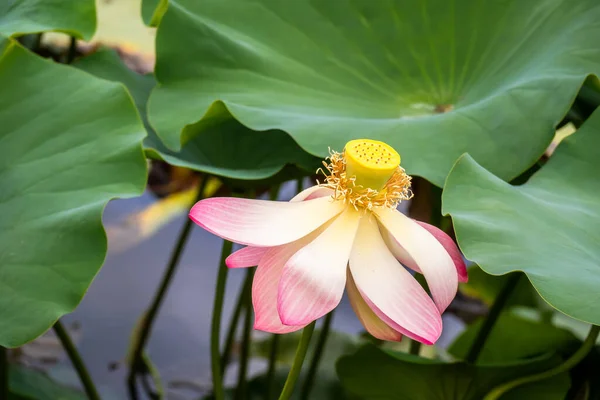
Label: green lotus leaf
xmin=443 ymin=108 xmax=600 ymax=325
xmin=449 ymin=312 xmax=578 ymax=363
xmin=337 ymin=344 xmax=569 ymax=400
xmin=75 ymin=48 xmax=320 ymax=180
xmin=0 ymin=0 xmax=96 ymax=39
xmin=148 ymin=0 xmax=600 ymax=186
xmin=9 ymin=365 xmax=85 ymax=400
xmin=0 ymin=40 xmax=146 ymax=347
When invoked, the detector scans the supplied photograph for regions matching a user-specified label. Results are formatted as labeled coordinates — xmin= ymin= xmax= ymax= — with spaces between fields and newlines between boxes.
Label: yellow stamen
xmin=317 ymin=139 xmax=413 ymax=211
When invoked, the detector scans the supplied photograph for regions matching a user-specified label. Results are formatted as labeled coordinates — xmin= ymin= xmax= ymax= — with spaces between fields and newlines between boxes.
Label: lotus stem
xmin=54 ymin=321 xmax=101 ymax=400
xmin=465 ymin=273 xmax=521 ymax=363
xmin=266 ymin=334 xmax=281 ymax=400
xmin=235 ymin=268 xmax=255 ymax=399
xmin=278 ymin=322 xmax=316 ymax=400
xmin=300 ymin=311 xmax=334 ymax=400
xmin=128 ymin=179 xmax=207 ymax=398
xmin=210 ymin=239 xmax=233 ymax=400
xmin=484 ymin=325 xmax=600 ymax=400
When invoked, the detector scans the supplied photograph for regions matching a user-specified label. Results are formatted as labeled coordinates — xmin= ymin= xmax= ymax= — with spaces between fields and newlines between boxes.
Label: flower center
xmin=344 ymin=139 xmax=401 ymax=190
xmin=318 ymin=139 xmax=413 ymax=210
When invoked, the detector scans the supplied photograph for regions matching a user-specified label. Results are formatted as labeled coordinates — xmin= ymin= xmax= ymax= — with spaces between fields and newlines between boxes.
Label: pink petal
xmin=278 ymin=209 xmax=360 ymax=325
xmin=291 ymin=186 xmax=334 ymax=202
xmin=346 ymin=271 xmax=402 ymax=342
xmin=226 ymin=246 xmax=269 ymax=268
xmin=252 ymin=243 xmax=309 ymax=334
xmin=416 ymin=221 xmax=468 ymax=283
xmin=189 ymin=196 xmax=344 ymax=246
xmin=375 ymin=208 xmax=458 ymax=313
xmin=349 ymin=214 xmax=442 ymax=345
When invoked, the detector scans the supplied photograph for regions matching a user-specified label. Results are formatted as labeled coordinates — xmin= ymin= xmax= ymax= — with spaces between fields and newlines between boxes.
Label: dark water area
xmin=46 ymin=182 xmax=462 ymax=399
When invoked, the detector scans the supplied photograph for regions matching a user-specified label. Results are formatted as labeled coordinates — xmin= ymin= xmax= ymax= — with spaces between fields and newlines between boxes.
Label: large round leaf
xmin=9 ymin=365 xmax=85 ymax=400
xmin=75 ymin=48 xmax=320 ymax=180
xmin=0 ymin=0 xmax=96 ymax=39
xmin=337 ymin=344 xmax=569 ymax=400
xmin=443 ymin=108 xmax=600 ymax=325
xmin=148 ymin=0 xmax=600 ymax=186
xmin=449 ymin=312 xmax=578 ymax=364
xmin=0 ymin=40 xmax=146 ymax=347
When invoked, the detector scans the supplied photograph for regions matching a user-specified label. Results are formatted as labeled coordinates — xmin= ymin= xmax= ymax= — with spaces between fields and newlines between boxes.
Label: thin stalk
xmin=66 ymin=36 xmax=77 ymax=64
xmin=409 ymin=339 xmax=421 ymax=356
xmin=54 ymin=321 xmax=101 ymax=400
xmin=269 ymin=184 xmax=281 ymax=201
xmin=235 ymin=269 xmax=255 ymax=399
xmin=32 ymin=33 xmax=43 ymax=52
xmin=220 ymin=273 xmax=252 ymax=375
xmin=210 ymin=239 xmax=234 ymax=400
xmin=278 ymin=322 xmax=316 ymax=400
xmin=0 ymin=346 xmax=7 ymax=399
xmin=484 ymin=325 xmax=600 ymax=400
xmin=128 ymin=181 xmax=206 ymax=398
xmin=465 ymin=273 xmax=521 ymax=363
xmin=296 ymin=178 xmax=303 ymax=194
xmin=300 ymin=312 xmax=334 ymax=400
xmin=265 ymin=334 xmax=281 ymax=400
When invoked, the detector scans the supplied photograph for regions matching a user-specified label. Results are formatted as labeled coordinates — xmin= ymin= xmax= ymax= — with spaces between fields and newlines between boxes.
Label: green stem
xmin=54 ymin=321 xmax=101 ymax=400
xmin=409 ymin=339 xmax=421 ymax=356
xmin=0 ymin=346 xmax=8 ymax=399
xmin=300 ymin=312 xmax=334 ymax=400
xmin=235 ymin=269 xmax=255 ymax=400
xmin=266 ymin=334 xmax=281 ymax=400
xmin=465 ymin=273 xmax=521 ymax=364
xmin=220 ymin=271 xmax=252 ymax=375
xmin=484 ymin=325 xmax=600 ymax=400
xmin=296 ymin=178 xmax=303 ymax=194
xmin=211 ymin=239 xmax=234 ymax=400
xmin=269 ymin=184 xmax=281 ymax=201
xmin=278 ymin=322 xmax=316 ymax=400
xmin=66 ymin=36 xmax=77 ymax=64
xmin=128 ymin=182 xmax=206 ymax=398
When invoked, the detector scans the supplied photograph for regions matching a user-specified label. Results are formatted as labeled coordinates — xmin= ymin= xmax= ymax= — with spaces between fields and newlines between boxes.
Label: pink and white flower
xmin=189 ymin=139 xmax=467 ymax=344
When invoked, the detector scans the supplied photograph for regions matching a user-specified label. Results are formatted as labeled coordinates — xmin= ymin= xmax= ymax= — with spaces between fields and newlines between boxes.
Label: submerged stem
xmin=54 ymin=321 xmax=101 ymax=400
xmin=221 ymin=269 xmax=253 ymax=375
xmin=266 ymin=334 xmax=281 ymax=400
xmin=235 ymin=269 xmax=255 ymax=399
xmin=409 ymin=339 xmax=422 ymax=356
xmin=211 ymin=239 xmax=234 ymax=400
xmin=128 ymin=181 xmax=206 ymax=398
xmin=0 ymin=346 xmax=7 ymax=399
xmin=278 ymin=322 xmax=316 ymax=400
xmin=484 ymin=325 xmax=600 ymax=400
xmin=465 ymin=273 xmax=521 ymax=363
xmin=300 ymin=312 xmax=334 ymax=400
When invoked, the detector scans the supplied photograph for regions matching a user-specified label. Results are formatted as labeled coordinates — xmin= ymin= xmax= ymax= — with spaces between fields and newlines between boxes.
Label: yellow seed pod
xmin=344 ymin=139 xmax=401 ymax=191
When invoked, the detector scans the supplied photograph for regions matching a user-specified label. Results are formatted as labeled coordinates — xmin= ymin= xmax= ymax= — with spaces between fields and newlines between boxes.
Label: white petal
xmin=346 ymin=271 xmax=402 ymax=342
xmin=381 ymin=228 xmax=422 ymax=273
xmin=349 ymin=214 xmax=442 ymax=345
xmin=291 ymin=186 xmax=334 ymax=202
xmin=375 ymin=208 xmax=458 ymax=313
xmin=278 ymin=208 xmax=360 ymax=325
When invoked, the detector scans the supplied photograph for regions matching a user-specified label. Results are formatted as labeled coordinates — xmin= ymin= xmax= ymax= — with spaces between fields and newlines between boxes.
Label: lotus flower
xmin=189 ymin=139 xmax=467 ymax=344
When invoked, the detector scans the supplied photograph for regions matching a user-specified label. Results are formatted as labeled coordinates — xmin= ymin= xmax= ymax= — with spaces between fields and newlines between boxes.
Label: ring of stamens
xmin=317 ymin=149 xmax=413 ymax=211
